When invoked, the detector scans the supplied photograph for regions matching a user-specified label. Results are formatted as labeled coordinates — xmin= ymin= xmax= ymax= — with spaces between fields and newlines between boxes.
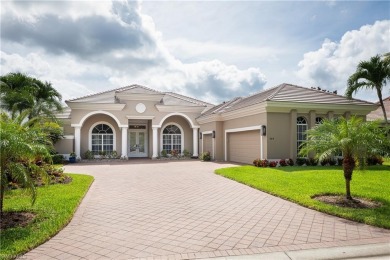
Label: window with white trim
xmin=315 ymin=117 xmax=324 ymax=125
xmin=91 ymin=124 xmax=113 ymax=155
xmin=297 ymin=116 xmax=308 ymax=155
xmin=162 ymin=125 xmax=181 ymax=153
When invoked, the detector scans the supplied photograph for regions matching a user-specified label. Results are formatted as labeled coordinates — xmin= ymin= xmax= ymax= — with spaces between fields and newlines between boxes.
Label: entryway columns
xmin=121 ymin=126 xmax=128 ymax=159
xmin=152 ymin=127 xmax=159 ymax=158
xmin=74 ymin=126 xmax=81 ymax=159
xmin=192 ymin=127 xmax=199 ymax=157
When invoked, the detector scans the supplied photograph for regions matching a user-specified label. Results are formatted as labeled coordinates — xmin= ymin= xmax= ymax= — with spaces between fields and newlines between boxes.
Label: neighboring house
xmin=55 ymin=83 xmax=377 ymax=164
xmin=366 ymin=96 xmax=390 ymax=123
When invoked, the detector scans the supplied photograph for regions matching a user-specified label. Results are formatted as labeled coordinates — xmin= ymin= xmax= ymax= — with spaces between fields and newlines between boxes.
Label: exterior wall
xmin=80 ymin=114 xmax=121 ymax=158
xmin=202 ymin=134 xmax=213 ymax=158
xmin=267 ymin=112 xmax=290 ymax=159
xmin=62 ymin=122 xmax=73 ymax=135
xmin=54 ymin=138 xmax=73 ymax=155
xmin=199 ymin=121 xmax=224 ymax=160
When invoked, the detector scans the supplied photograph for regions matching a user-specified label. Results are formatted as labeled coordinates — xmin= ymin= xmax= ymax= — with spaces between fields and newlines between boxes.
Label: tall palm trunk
xmin=376 ymin=87 xmax=388 ymax=125
xmin=343 ymin=156 xmax=355 ymax=200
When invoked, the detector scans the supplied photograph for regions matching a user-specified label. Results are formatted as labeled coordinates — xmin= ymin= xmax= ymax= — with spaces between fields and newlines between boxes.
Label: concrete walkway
xmin=22 ymin=160 xmax=390 ymax=259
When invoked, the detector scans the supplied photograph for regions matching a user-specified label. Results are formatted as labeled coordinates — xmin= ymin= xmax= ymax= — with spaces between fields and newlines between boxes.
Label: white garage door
xmin=228 ymin=130 xmax=260 ymax=164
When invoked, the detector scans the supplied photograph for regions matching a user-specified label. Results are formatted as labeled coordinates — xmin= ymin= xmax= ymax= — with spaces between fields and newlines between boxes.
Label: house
xmin=55 ymin=83 xmax=377 ymax=164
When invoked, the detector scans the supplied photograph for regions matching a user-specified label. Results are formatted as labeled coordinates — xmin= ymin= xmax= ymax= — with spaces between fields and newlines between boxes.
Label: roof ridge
xmin=165 ymin=92 xmax=214 ymax=106
xmin=66 ymin=85 xmax=134 ymax=102
xmin=265 ymin=84 xmax=286 ymax=101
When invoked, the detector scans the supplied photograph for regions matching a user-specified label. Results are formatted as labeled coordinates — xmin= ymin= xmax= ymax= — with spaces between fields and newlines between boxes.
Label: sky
xmin=1 ymin=0 xmax=389 ymax=105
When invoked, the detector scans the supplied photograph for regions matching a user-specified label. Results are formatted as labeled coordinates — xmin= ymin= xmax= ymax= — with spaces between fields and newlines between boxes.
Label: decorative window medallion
xmin=135 ymin=103 xmax=146 ymax=113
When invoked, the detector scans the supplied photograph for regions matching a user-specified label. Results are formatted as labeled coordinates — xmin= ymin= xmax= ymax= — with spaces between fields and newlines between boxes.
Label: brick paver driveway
xmin=23 ymin=160 xmax=390 ymax=259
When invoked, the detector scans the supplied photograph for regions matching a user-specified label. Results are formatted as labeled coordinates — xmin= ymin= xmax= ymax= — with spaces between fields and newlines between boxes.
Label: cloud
xmin=0 ymin=0 xmax=267 ymax=104
xmin=296 ymin=20 xmax=390 ymax=100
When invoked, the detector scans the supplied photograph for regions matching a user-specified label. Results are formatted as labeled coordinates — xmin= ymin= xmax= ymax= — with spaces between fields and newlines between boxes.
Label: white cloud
xmin=296 ymin=20 xmax=390 ymax=101
xmin=1 ymin=0 xmax=267 ymax=104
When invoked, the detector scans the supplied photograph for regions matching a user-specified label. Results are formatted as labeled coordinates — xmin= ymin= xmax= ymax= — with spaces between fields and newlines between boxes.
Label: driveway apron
xmin=22 ymin=160 xmax=390 ymax=259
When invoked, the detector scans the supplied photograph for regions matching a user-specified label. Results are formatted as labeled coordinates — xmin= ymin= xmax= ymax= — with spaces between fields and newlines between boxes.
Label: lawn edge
xmin=214 ymin=169 xmax=390 ymax=230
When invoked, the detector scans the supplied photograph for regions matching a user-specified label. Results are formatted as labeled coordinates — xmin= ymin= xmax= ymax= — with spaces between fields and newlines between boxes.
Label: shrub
xmin=296 ymin=157 xmax=306 ymax=166
xmin=200 ymin=151 xmax=211 ymax=161
xmin=367 ymin=155 xmax=384 ymax=166
xmin=84 ymin=150 xmax=94 ymax=159
xmin=269 ymin=161 xmax=277 ymax=167
xmin=98 ymin=150 xmax=107 ymax=159
xmin=183 ymin=149 xmax=191 ymax=158
xmin=170 ymin=149 xmax=179 ymax=157
xmin=51 ymin=154 xmax=64 ymax=164
xmin=287 ymin=158 xmax=294 ymax=166
xmin=279 ymin=159 xmax=287 ymax=167
xmin=260 ymin=159 xmax=269 ymax=167
xmin=161 ymin=150 xmax=167 ymax=157
xmin=337 ymin=158 xmax=343 ymax=166
xmin=328 ymin=158 xmax=336 ymax=166
xmin=110 ymin=150 xmax=118 ymax=159
xmin=253 ymin=159 xmax=260 ymax=167
xmin=306 ymin=157 xmax=318 ymax=166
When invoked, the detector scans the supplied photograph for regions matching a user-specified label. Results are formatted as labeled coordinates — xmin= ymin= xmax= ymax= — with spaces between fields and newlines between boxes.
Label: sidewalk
xmin=212 ymin=242 xmax=390 ymax=260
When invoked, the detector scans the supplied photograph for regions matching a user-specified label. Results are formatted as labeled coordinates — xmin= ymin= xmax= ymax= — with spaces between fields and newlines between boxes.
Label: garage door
xmin=228 ymin=130 xmax=260 ymax=164
xmin=202 ymin=134 xmax=213 ymax=156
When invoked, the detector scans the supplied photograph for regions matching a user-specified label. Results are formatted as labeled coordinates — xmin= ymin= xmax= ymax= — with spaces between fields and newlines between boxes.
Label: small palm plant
xmin=299 ymin=116 xmax=389 ymax=200
xmin=0 ymin=112 xmax=51 ymax=215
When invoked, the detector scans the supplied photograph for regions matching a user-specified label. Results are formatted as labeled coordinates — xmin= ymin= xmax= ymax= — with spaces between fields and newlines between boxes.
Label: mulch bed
xmin=0 ymin=211 xmax=36 ymax=230
xmin=313 ymin=194 xmax=382 ymax=209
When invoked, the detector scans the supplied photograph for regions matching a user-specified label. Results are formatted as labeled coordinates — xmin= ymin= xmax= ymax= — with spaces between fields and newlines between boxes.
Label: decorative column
xmin=152 ymin=127 xmax=159 ymax=158
xmin=121 ymin=127 xmax=128 ymax=159
xmin=74 ymin=126 xmax=81 ymax=160
xmin=193 ymin=128 xmax=199 ymax=157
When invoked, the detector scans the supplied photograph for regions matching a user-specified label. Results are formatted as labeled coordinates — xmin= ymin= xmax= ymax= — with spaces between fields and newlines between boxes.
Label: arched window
xmin=297 ymin=116 xmax=308 ymax=155
xmin=162 ymin=124 xmax=182 ymax=153
xmin=91 ymin=124 xmax=114 ymax=155
xmin=315 ymin=117 xmax=324 ymax=125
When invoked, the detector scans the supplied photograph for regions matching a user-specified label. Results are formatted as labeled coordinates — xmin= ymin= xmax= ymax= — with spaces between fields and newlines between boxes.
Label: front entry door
xmin=129 ymin=130 xmax=148 ymax=157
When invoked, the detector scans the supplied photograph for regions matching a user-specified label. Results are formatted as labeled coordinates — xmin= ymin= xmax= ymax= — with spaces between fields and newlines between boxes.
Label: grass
xmin=0 ymin=174 xmax=94 ymax=260
xmin=216 ymin=164 xmax=390 ymax=229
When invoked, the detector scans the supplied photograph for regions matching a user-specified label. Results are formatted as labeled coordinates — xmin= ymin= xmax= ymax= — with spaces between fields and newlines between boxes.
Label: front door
xmin=129 ymin=130 xmax=148 ymax=157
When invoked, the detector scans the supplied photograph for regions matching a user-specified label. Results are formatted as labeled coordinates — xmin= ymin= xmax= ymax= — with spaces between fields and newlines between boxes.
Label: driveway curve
xmin=23 ymin=160 xmax=390 ymax=259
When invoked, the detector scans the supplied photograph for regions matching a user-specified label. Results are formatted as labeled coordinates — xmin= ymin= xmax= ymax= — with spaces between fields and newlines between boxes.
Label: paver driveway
xmin=23 ymin=160 xmax=390 ymax=260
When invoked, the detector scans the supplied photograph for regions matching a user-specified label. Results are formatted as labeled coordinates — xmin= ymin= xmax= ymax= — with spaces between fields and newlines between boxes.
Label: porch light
xmin=212 ymin=130 xmax=216 ymax=138
xmin=261 ymin=125 xmax=266 ymax=136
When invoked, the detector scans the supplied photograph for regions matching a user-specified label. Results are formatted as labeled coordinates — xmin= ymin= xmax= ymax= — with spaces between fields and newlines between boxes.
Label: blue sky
xmin=1 ymin=0 xmax=389 ymax=104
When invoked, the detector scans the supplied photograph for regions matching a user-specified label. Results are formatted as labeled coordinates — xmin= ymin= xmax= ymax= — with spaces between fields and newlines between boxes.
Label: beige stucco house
xmin=55 ymin=83 xmax=377 ymax=164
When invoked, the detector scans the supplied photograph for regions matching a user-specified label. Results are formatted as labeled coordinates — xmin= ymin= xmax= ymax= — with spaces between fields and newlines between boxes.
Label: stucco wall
xmin=267 ymin=113 xmax=290 ymax=159
xmin=54 ymin=138 xmax=73 ymax=154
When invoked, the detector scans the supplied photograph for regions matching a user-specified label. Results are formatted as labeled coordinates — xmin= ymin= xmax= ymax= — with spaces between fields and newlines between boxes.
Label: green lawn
xmin=0 ymin=174 xmax=94 ymax=260
xmin=216 ymin=164 xmax=390 ymax=229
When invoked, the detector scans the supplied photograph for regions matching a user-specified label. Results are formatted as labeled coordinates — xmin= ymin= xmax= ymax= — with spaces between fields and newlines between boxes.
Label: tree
xmin=299 ymin=116 xmax=389 ymax=200
xmin=0 ymin=72 xmax=63 ymax=119
xmin=346 ymin=54 xmax=390 ymax=124
xmin=0 ymin=112 xmax=51 ymax=215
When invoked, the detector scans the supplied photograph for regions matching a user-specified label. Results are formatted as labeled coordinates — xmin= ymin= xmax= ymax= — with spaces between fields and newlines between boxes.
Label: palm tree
xmin=346 ymin=54 xmax=390 ymax=124
xmin=0 ymin=72 xmax=63 ymax=119
xmin=0 ymin=112 xmax=51 ymax=215
xmin=300 ymin=116 xmax=389 ymax=200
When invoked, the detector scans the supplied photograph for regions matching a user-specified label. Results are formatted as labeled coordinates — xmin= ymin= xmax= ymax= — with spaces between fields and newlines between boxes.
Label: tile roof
xmin=199 ymin=83 xmax=375 ymax=117
xmin=66 ymin=84 xmax=212 ymax=107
